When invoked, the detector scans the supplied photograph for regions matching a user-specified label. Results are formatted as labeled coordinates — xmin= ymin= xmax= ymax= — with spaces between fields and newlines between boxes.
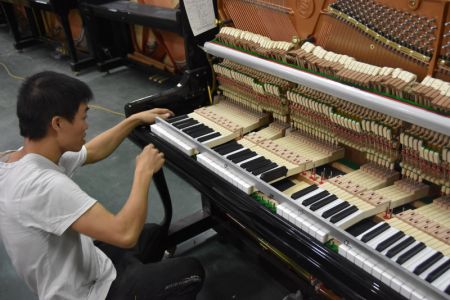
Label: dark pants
xmin=95 ymin=224 xmax=204 ymax=300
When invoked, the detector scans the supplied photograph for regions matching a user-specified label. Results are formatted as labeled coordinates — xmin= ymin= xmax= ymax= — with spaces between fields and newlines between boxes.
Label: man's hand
xmin=135 ymin=144 xmax=165 ymax=177
xmin=72 ymin=144 xmax=166 ymax=248
xmin=133 ymin=108 xmax=174 ymax=125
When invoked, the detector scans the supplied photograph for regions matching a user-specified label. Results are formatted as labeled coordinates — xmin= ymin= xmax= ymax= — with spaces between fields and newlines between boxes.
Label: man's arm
xmin=84 ymin=108 xmax=173 ymax=165
xmin=71 ymin=144 xmax=164 ymax=248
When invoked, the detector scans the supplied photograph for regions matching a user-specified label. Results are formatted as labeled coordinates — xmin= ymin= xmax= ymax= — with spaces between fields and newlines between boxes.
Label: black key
xmin=188 ymin=127 xmax=214 ymax=138
xmin=413 ymin=251 xmax=444 ymax=275
xmin=376 ymin=231 xmax=405 ymax=252
xmin=301 ymin=190 xmax=330 ymax=206
xmin=241 ymin=156 xmax=266 ymax=169
xmin=184 ymin=127 xmax=208 ymax=138
xmin=230 ymin=151 xmax=257 ymax=164
xmin=183 ymin=124 xmax=207 ymax=134
xmin=252 ymin=162 xmax=278 ymax=175
xmin=271 ymin=179 xmax=296 ymax=192
xmin=445 ymin=284 xmax=450 ymax=295
xmin=198 ymin=132 xmax=221 ymax=142
xmin=291 ymin=185 xmax=318 ymax=200
xmin=213 ymin=141 xmax=238 ymax=153
xmin=309 ymin=195 xmax=338 ymax=211
xmin=361 ymin=222 xmax=390 ymax=243
xmin=425 ymin=258 xmax=450 ymax=283
xmin=260 ymin=166 xmax=288 ymax=182
xmin=245 ymin=158 xmax=273 ymax=172
xmin=167 ymin=114 xmax=189 ymax=123
xmin=173 ymin=118 xmax=198 ymax=129
xmin=396 ymin=242 xmax=426 ymax=265
xmin=386 ymin=236 xmax=415 ymax=258
xmin=215 ymin=142 xmax=243 ymax=156
xmin=329 ymin=205 xmax=358 ymax=223
xmin=227 ymin=149 xmax=252 ymax=160
xmin=322 ymin=201 xmax=350 ymax=219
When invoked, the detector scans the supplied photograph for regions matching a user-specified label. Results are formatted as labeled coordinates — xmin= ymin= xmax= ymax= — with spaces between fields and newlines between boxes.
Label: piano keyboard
xmin=273 ymin=175 xmax=433 ymax=241
xmin=210 ymin=140 xmax=290 ymax=184
xmin=197 ymin=151 xmax=254 ymax=194
xmin=276 ymin=182 xmax=366 ymax=237
xmin=340 ymin=217 xmax=450 ymax=299
xmin=151 ymin=100 xmax=270 ymax=155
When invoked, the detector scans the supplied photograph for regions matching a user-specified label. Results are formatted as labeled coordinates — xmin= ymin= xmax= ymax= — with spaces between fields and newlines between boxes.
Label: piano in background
xmin=0 ymin=0 xmax=95 ymax=71
xmin=0 ymin=3 xmax=6 ymax=24
xmin=126 ymin=0 xmax=450 ymax=299
xmin=79 ymin=0 xmax=217 ymax=114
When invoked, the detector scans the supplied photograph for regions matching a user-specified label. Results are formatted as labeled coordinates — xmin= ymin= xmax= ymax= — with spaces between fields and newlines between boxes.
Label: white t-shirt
xmin=0 ymin=146 xmax=116 ymax=300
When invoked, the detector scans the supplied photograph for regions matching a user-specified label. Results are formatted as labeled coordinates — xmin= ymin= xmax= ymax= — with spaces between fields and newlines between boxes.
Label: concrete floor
xmin=0 ymin=24 xmax=289 ymax=299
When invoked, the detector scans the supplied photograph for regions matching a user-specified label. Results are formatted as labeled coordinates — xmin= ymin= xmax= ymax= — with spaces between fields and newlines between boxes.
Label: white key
xmin=197 ymin=153 xmax=253 ymax=194
xmin=390 ymin=241 xmax=422 ymax=262
xmin=419 ymin=256 xmax=449 ymax=280
xmin=224 ymin=147 xmax=248 ymax=158
xmin=409 ymin=289 xmax=427 ymax=300
xmin=333 ymin=209 xmax=364 ymax=229
xmin=380 ymin=235 xmax=411 ymax=256
xmin=279 ymin=203 xmax=328 ymax=243
xmin=356 ymin=222 xmax=388 ymax=240
xmin=256 ymin=165 xmax=280 ymax=180
xmin=292 ymin=187 xmax=326 ymax=202
xmin=380 ymin=269 xmax=394 ymax=287
xmin=200 ymin=134 xmax=223 ymax=145
xmin=399 ymin=282 xmax=414 ymax=299
xmin=353 ymin=253 xmax=367 ymax=269
xmin=362 ymin=255 xmax=376 ymax=274
xmin=338 ymin=243 xmax=350 ymax=259
xmin=431 ymin=269 xmax=450 ymax=291
xmin=366 ymin=228 xmax=400 ymax=249
xmin=311 ymin=198 xmax=345 ymax=216
xmin=151 ymin=124 xmax=196 ymax=156
xmin=346 ymin=247 xmax=359 ymax=264
xmin=390 ymin=276 xmax=405 ymax=293
xmin=371 ymin=264 xmax=386 ymax=281
xmin=237 ymin=154 xmax=263 ymax=167
xmin=403 ymin=247 xmax=436 ymax=272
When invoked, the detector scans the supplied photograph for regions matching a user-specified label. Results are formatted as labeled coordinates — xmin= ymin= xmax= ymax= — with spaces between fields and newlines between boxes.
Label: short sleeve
xmin=59 ymin=146 xmax=87 ymax=177
xmin=19 ymin=171 xmax=96 ymax=236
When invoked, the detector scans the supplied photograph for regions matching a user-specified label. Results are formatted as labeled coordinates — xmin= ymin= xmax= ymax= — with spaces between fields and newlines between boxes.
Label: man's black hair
xmin=17 ymin=71 xmax=93 ymax=140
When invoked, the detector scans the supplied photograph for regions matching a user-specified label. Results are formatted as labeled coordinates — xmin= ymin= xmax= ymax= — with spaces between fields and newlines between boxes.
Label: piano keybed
xmin=396 ymin=196 xmax=450 ymax=246
xmin=327 ymin=163 xmax=400 ymax=192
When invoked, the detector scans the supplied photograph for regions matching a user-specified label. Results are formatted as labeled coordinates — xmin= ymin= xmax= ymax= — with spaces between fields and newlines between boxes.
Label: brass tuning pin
xmin=215 ymin=19 xmax=233 ymax=28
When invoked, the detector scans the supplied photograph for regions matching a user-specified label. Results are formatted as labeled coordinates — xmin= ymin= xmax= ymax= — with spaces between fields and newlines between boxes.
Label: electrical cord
xmin=0 ymin=61 xmax=125 ymax=117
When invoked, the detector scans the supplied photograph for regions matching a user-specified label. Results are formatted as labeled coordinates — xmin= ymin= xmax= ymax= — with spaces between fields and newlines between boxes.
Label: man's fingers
xmin=151 ymin=108 xmax=174 ymax=116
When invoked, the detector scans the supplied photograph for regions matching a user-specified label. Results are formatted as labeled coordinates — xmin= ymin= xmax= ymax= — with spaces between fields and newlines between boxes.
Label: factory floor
xmin=0 ymin=25 xmax=291 ymax=299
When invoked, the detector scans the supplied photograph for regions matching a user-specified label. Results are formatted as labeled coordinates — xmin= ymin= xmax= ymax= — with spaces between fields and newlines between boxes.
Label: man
xmin=0 ymin=71 xmax=204 ymax=299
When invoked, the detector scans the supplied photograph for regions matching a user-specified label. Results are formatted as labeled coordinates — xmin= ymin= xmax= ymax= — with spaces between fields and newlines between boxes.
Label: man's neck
xmin=10 ymin=138 xmax=62 ymax=164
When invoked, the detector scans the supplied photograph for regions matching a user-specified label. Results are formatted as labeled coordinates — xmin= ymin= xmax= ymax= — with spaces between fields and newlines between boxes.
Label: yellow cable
xmin=207 ymin=85 xmax=213 ymax=105
xmin=0 ymin=61 xmax=125 ymax=117
xmin=0 ymin=62 xmax=25 ymax=80
xmin=88 ymin=104 xmax=125 ymax=117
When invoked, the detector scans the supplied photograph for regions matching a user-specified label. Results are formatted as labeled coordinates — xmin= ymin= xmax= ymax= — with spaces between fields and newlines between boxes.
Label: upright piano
xmin=126 ymin=0 xmax=450 ymax=299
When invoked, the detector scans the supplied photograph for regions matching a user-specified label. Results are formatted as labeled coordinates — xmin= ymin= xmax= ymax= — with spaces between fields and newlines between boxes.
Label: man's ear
xmin=50 ymin=116 xmax=62 ymax=131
